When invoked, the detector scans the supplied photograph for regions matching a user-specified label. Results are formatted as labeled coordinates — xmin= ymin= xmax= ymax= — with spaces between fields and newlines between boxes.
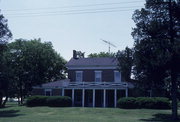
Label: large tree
xmin=6 ymin=39 xmax=66 ymax=104
xmin=0 ymin=14 xmax=12 ymax=45
xmin=132 ymin=0 xmax=180 ymax=119
xmin=0 ymin=13 xmax=12 ymax=107
xmin=116 ymin=47 xmax=134 ymax=82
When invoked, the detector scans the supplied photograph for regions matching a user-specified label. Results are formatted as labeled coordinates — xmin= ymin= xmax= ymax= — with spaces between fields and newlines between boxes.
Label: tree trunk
xmin=18 ymin=95 xmax=20 ymax=105
xmin=20 ymin=81 xmax=23 ymax=105
xmin=168 ymin=0 xmax=178 ymax=120
xmin=171 ymin=56 xmax=178 ymax=120
xmin=2 ymin=96 xmax=8 ymax=107
xmin=0 ymin=90 xmax=8 ymax=108
xmin=0 ymin=91 xmax=3 ymax=108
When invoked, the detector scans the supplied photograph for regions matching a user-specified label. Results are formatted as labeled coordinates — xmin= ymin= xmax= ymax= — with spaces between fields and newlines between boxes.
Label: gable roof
xmin=66 ymin=57 xmax=118 ymax=67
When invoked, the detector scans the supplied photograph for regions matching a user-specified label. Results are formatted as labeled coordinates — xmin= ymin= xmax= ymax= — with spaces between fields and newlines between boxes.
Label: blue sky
xmin=0 ymin=0 xmax=145 ymax=60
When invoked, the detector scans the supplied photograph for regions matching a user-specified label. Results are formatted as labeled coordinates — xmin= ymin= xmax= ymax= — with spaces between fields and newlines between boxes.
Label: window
xmin=95 ymin=71 xmax=102 ymax=82
xmin=114 ymin=71 xmax=121 ymax=82
xmin=45 ymin=89 xmax=52 ymax=96
xmin=76 ymin=71 xmax=83 ymax=82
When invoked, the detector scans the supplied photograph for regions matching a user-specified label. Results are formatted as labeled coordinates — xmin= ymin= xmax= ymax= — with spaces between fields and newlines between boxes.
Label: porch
xmin=34 ymin=80 xmax=129 ymax=107
xmin=63 ymin=88 xmax=128 ymax=107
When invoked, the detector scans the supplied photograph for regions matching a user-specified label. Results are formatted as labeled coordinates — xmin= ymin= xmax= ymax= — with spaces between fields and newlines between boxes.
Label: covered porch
xmin=63 ymin=88 xmax=128 ymax=107
xmin=33 ymin=80 xmax=129 ymax=107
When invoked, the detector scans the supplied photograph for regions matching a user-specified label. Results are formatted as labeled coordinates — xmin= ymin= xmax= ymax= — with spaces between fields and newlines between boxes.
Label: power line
xmin=5 ymin=9 xmax=138 ymax=18
xmin=5 ymin=6 xmax=142 ymax=16
xmin=2 ymin=0 xmax=144 ymax=12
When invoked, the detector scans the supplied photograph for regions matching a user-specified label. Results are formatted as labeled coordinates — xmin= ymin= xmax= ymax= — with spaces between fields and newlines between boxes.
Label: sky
xmin=0 ymin=0 xmax=145 ymax=60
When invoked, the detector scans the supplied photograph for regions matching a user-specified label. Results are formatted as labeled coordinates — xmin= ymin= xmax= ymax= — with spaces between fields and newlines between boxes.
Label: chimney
xmin=73 ymin=50 xmax=77 ymax=59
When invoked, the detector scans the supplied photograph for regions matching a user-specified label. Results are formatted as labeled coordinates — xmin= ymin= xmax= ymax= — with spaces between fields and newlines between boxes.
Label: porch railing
xmin=63 ymin=81 xmax=128 ymax=88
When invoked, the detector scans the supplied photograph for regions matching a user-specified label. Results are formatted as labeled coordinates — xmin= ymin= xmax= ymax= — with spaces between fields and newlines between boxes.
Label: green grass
xmin=0 ymin=102 xmax=180 ymax=122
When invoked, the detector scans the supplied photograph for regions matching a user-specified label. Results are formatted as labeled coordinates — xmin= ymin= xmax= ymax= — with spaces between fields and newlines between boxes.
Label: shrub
xmin=26 ymin=96 xmax=72 ymax=107
xmin=153 ymin=97 xmax=171 ymax=109
xmin=46 ymin=96 xmax=72 ymax=107
xmin=136 ymin=97 xmax=154 ymax=109
xmin=117 ymin=97 xmax=170 ymax=109
xmin=117 ymin=97 xmax=138 ymax=109
xmin=26 ymin=96 xmax=48 ymax=107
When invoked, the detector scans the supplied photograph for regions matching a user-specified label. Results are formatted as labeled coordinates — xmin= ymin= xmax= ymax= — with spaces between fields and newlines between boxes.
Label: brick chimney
xmin=73 ymin=50 xmax=77 ymax=59
xmin=73 ymin=50 xmax=85 ymax=59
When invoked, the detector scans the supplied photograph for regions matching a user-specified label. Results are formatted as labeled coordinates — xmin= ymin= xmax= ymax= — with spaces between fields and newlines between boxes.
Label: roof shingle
xmin=66 ymin=57 xmax=118 ymax=66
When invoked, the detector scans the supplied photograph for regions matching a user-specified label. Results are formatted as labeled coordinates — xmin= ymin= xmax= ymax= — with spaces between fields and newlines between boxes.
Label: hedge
xmin=117 ymin=97 xmax=171 ymax=109
xmin=26 ymin=96 xmax=48 ymax=107
xmin=46 ymin=96 xmax=72 ymax=107
xmin=26 ymin=96 xmax=72 ymax=107
xmin=117 ymin=97 xmax=138 ymax=109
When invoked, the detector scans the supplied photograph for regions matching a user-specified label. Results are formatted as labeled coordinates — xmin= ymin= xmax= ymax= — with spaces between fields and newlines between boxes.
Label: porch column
xmin=125 ymin=88 xmax=128 ymax=97
xmin=114 ymin=89 xmax=117 ymax=107
xmin=103 ymin=89 xmax=106 ymax=108
xmin=62 ymin=88 xmax=64 ymax=96
xmin=93 ymin=89 xmax=95 ymax=107
xmin=72 ymin=89 xmax=74 ymax=106
xmin=82 ymin=89 xmax=85 ymax=107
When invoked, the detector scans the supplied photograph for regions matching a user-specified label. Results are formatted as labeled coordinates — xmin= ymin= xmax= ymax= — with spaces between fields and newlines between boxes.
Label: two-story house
xmin=33 ymin=50 xmax=130 ymax=107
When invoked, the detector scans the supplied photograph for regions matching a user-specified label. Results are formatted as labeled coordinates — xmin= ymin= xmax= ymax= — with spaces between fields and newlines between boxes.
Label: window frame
xmin=95 ymin=71 xmax=102 ymax=82
xmin=114 ymin=70 xmax=121 ymax=82
xmin=75 ymin=71 xmax=83 ymax=82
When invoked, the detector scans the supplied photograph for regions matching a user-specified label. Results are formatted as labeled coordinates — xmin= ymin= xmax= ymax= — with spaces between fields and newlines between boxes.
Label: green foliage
xmin=26 ymin=96 xmax=48 ymax=107
xmin=0 ymin=13 xmax=12 ymax=44
xmin=2 ymin=39 xmax=66 ymax=105
xmin=117 ymin=97 xmax=138 ymax=109
xmin=88 ymin=52 xmax=115 ymax=58
xmin=116 ymin=47 xmax=134 ymax=81
xmin=26 ymin=96 xmax=72 ymax=107
xmin=117 ymin=97 xmax=171 ymax=109
xmin=46 ymin=96 xmax=72 ymax=107
xmin=132 ymin=0 xmax=180 ymax=97
xmin=0 ymin=13 xmax=12 ymax=107
xmin=132 ymin=1 xmax=180 ymax=118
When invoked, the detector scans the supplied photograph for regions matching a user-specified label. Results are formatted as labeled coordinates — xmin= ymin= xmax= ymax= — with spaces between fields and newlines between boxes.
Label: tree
xmin=88 ymin=52 xmax=115 ymax=58
xmin=0 ymin=13 xmax=12 ymax=107
xmin=132 ymin=0 xmax=180 ymax=119
xmin=116 ymin=47 xmax=134 ymax=82
xmin=0 ymin=14 xmax=12 ymax=45
xmin=6 ymin=39 xmax=66 ymax=105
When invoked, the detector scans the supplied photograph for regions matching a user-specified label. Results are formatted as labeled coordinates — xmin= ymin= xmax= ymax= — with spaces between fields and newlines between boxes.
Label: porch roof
xmin=33 ymin=79 xmax=132 ymax=89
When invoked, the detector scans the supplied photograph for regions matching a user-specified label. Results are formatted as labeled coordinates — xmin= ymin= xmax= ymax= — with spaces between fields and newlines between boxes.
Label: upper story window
xmin=114 ymin=70 xmax=121 ymax=82
xmin=95 ymin=71 xmax=102 ymax=82
xmin=76 ymin=71 xmax=83 ymax=82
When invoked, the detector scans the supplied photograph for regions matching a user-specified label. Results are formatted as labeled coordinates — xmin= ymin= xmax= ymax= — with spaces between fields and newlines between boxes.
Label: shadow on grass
xmin=140 ymin=113 xmax=180 ymax=122
xmin=0 ymin=110 xmax=24 ymax=117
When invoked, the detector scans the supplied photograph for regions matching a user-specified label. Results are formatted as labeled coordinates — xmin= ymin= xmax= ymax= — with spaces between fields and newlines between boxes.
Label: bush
xmin=46 ymin=96 xmax=72 ymax=107
xmin=26 ymin=96 xmax=72 ymax=107
xmin=26 ymin=96 xmax=48 ymax=107
xmin=117 ymin=97 xmax=138 ymax=109
xmin=117 ymin=97 xmax=170 ymax=109
xmin=153 ymin=97 xmax=171 ymax=109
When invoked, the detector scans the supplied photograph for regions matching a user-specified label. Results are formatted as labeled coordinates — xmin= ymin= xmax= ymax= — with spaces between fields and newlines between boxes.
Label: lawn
xmin=0 ymin=102 xmax=180 ymax=122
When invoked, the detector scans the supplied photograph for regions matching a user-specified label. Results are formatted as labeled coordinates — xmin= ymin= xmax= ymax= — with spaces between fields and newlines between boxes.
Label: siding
xmin=68 ymin=69 xmax=116 ymax=82
xmin=32 ymin=88 xmax=62 ymax=96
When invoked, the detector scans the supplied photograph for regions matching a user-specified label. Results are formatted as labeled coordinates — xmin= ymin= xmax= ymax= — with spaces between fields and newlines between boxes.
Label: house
xmin=32 ymin=50 xmax=131 ymax=107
